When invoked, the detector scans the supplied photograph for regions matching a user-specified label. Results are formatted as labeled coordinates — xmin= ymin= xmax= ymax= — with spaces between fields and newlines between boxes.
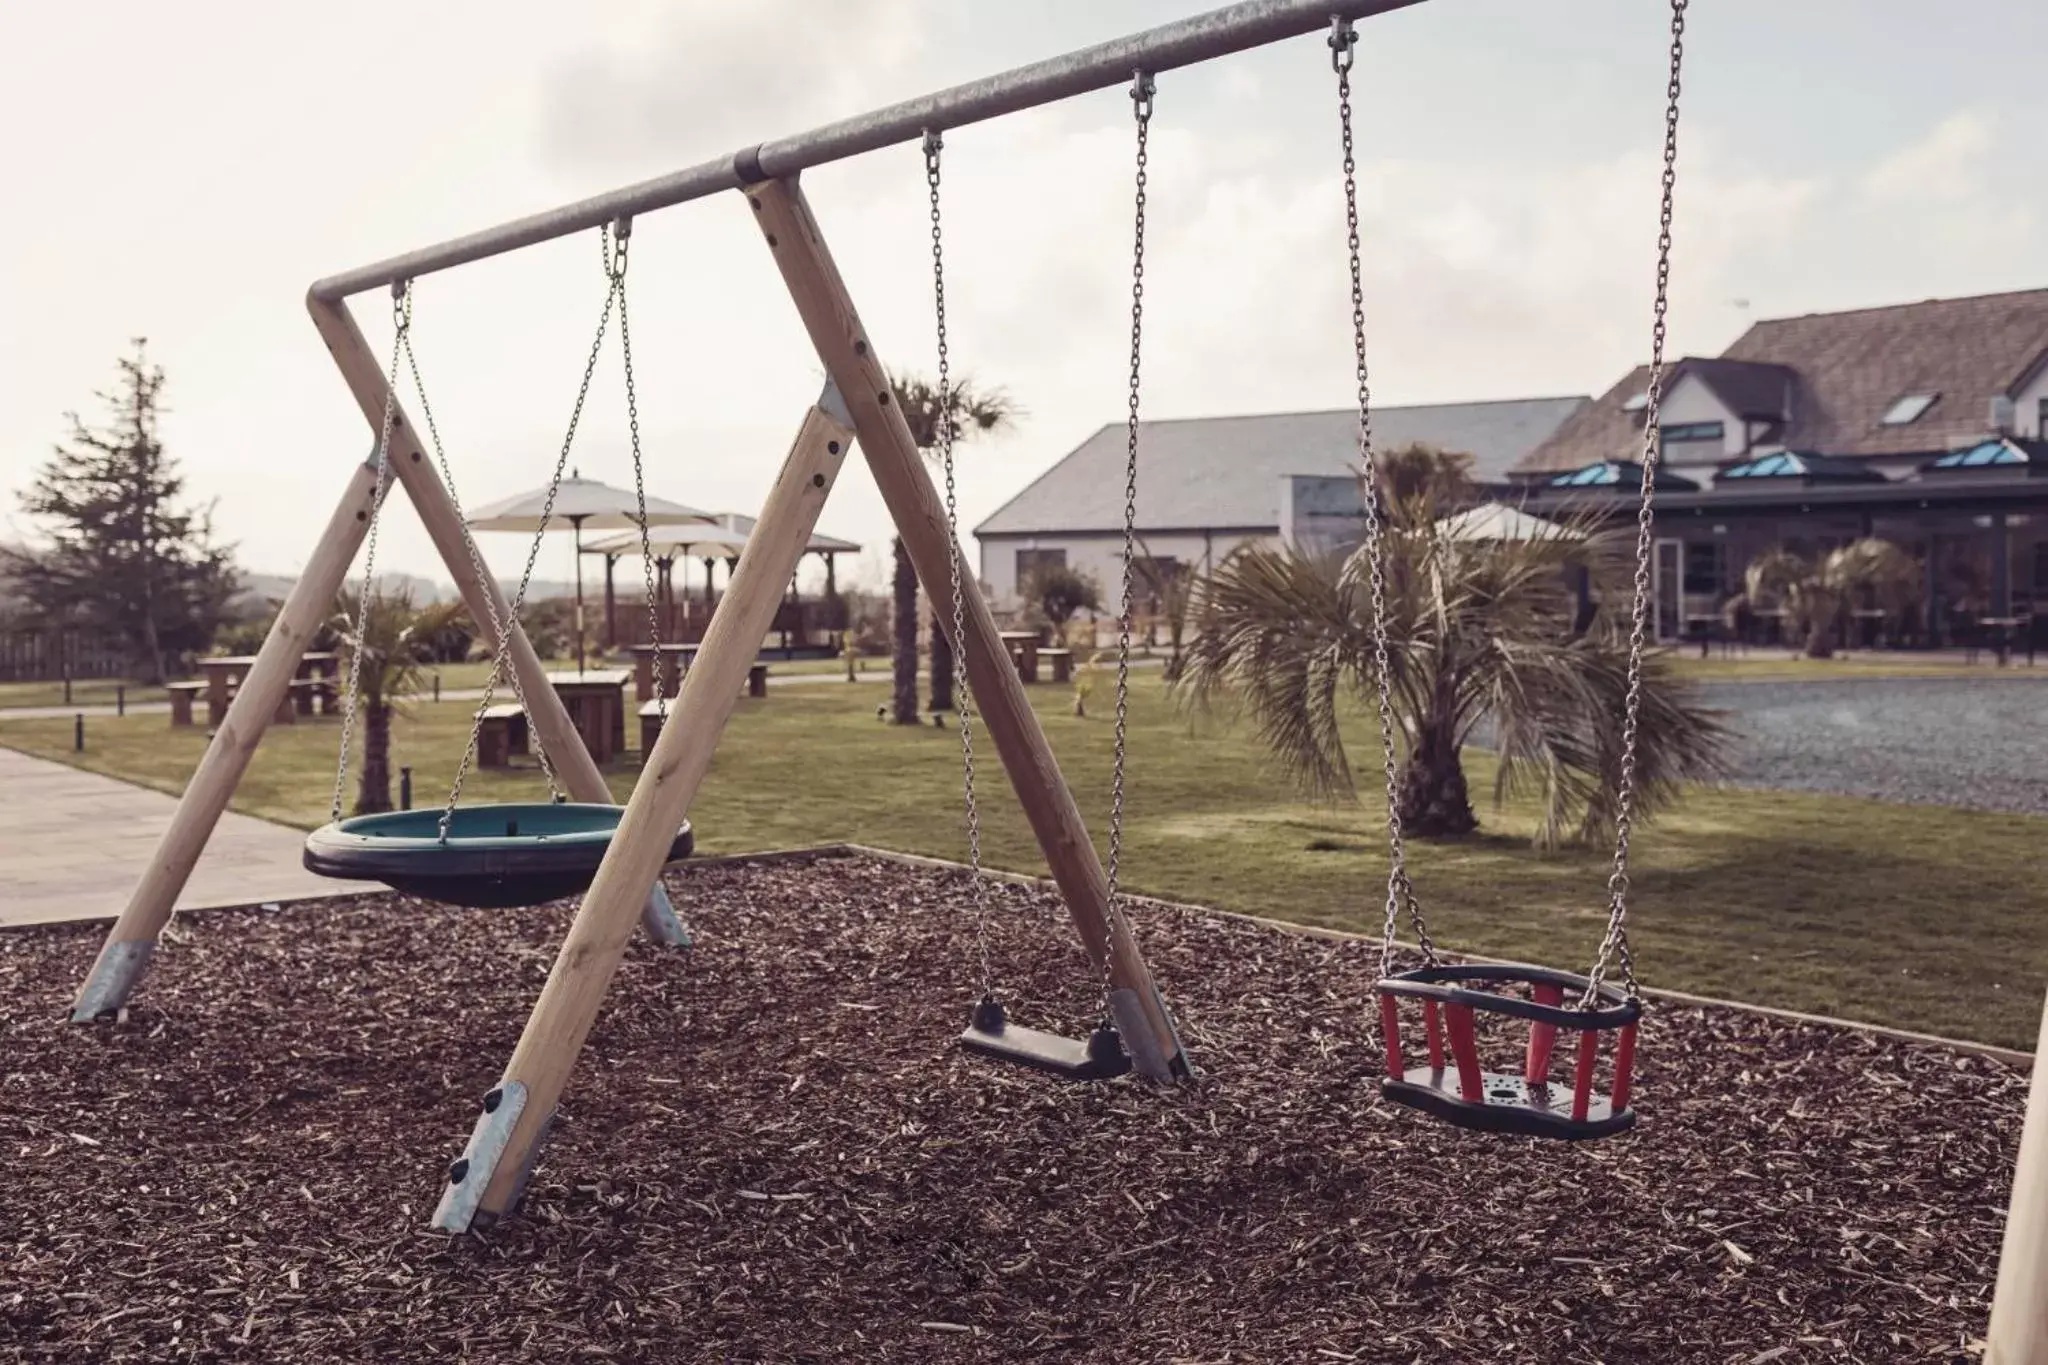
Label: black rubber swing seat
xmin=959 ymin=995 xmax=1133 ymax=1082
xmin=302 ymin=803 xmax=693 ymax=910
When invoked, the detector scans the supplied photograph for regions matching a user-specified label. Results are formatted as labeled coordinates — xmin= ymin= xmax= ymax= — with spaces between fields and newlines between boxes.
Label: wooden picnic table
xmin=548 ymin=668 xmax=629 ymax=765
xmin=197 ymin=651 xmax=342 ymax=727
xmin=998 ymin=630 xmax=1043 ymax=683
xmin=627 ymin=643 xmax=698 ymax=702
xmin=1980 ymin=615 xmax=2026 ymax=667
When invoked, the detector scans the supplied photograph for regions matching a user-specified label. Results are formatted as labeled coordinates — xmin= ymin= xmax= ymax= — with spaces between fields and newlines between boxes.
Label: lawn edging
xmin=825 ymin=842 xmax=2037 ymax=1069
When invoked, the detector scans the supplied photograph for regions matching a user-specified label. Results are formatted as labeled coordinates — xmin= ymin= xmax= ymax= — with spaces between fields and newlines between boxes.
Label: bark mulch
xmin=0 ymin=851 xmax=2022 ymax=1362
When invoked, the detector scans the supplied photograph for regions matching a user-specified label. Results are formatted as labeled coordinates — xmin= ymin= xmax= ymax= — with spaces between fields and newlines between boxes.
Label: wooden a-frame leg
xmin=433 ymin=389 xmax=856 ymax=1232
xmin=1988 ymin=988 xmax=2048 ymax=1361
xmin=307 ymin=295 xmax=687 ymax=946
xmin=748 ymin=176 xmax=1189 ymax=1081
xmin=70 ymin=458 xmax=384 ymax=1020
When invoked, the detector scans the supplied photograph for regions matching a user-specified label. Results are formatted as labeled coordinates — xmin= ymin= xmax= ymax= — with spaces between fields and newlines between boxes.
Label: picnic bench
xmin=167 ymin=680 xmax=207 ymax=728
xmin=999 ymin=630 xmax=1043 ymax=683
xmin=1039 ymin=648 xmax=1074 ymax=684
xmin=477 ymin=703 xmax=530 ymax=769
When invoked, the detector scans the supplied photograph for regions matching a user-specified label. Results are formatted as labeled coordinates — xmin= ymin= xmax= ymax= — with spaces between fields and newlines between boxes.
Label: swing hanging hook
xmin=1329 ymin=16 xmax=1357 ymax=74
xmin=391 ymin=278 xmax=413 ymax=331
xmin=1130 ymin=69 xmax=1155 ymax=119
xmin=607 ymin=215 xmax=633 ymax=281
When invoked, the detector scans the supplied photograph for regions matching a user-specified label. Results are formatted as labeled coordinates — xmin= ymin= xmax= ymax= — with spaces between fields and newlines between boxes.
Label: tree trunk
xmin=139 ymin=610 xmax=167 ymax=687
xmin=1803 ymin=617 xmax=1836 ymax=659
xmin=1394 ymin=710 xmax=1476 ymax=838
xmin=928 ymin=607 xmax=956 ymax=713
xmin=890 ymin=537 xmax=921 ymax=725
xmin=356 ymin=698 xmax=393 ymax=815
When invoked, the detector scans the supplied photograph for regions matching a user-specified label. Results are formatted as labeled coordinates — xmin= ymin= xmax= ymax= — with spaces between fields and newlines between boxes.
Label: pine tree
xmin=3 ymin=340 xmax=236 ymax=683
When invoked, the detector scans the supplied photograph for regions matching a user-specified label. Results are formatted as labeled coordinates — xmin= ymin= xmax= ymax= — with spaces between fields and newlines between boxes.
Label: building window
xmin=1015 ymin=548 xmax=1066 ymax=586
xmin=1881 ymin=392 xmax=1939 ymax=425
xmin=2039 ymin=396 xmax=2048 ymax=438
xmin=1683 ymin=540 xmax=1724 ymax=595
xmin=1660 ymin=421 xmax=1724 ymax=445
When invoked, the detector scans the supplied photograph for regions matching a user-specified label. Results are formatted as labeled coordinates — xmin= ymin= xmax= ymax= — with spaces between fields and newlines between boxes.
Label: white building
xmin=973 ymin=398 xmax=1587 ymax=608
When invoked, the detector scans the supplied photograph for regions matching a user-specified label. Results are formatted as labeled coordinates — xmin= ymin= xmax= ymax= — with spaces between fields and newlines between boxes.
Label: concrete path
xmin=0 ymin=747 xmax=372 ymax=929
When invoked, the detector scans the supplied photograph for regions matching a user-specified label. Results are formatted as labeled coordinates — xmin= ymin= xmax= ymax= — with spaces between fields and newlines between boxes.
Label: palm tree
xmin=1743 ymin=538 xmax=1920 ymax=658
xmin=888 ymin=372 xmax=1019 ymax=723
xmin=1182 ymin=464 xmax=1725 ymax=847
xmin=331 ymin=584 xmax=462 ymax=815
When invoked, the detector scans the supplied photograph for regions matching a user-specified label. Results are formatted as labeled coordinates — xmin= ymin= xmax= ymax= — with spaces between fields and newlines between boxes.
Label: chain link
xmin=330 ymin=286 xmax=406 ymax=822
xmin=1100 ymin=70 xmax=1155 ymax=1015
xmin=396 ymin=295 xmax=559 ymax=810
xmin=1331 ymin=20 xmax=1435 ymax=974
xmin=614 ymin=218 xmax=669 ymax=722
xmin=442 ymin=225 xmax=624 ymax=832
xmin=1585 ymin=0 xmax=1688 ymax=1007
xmin=926 ymin=130 xmax=995 ymax=997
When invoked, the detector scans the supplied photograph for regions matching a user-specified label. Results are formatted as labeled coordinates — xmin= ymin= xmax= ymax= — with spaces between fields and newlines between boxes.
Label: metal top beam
xmin=309 ymin=0 xmax=1425 ymax=302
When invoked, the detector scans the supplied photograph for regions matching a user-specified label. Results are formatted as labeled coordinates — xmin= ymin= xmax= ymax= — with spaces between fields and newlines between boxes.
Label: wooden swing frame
xmin=58 ymin=5 xmax=2048 ymax=1351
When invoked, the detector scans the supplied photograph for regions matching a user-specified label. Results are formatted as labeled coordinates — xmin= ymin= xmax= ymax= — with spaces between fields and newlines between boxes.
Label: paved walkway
xmin=0 ymin=747 xmax=371 ymax=929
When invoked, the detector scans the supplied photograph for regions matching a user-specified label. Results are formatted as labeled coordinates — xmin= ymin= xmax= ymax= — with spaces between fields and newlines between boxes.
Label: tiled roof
xmin=975 ymin=398 xmax=1586 ymax=537
xmin=1513 ymin=288 xmax=2048 ymax=476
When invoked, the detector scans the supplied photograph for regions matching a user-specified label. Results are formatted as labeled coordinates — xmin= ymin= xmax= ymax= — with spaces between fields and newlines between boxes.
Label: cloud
xmin=540 ymin=0 xmax=935 ymax=171
xmin=1861 ymin=109 xmax=1996 ymax=203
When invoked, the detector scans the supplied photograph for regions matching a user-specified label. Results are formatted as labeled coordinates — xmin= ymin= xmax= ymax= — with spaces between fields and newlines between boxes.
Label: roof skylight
xmin=1881 ymin=392 xmax=1938 ymax=426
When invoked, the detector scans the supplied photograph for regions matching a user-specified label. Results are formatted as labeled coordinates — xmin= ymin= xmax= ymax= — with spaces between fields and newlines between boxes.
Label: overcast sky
xmin=3 ymin=0 xmax=2043 ymax=595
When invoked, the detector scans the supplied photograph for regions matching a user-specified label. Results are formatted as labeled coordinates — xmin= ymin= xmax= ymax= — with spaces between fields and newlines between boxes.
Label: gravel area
xmin=0 ymin=852 xmax=2022 ymax=1362
xmin=1701 ymin=675 xmax=2048 ymax=814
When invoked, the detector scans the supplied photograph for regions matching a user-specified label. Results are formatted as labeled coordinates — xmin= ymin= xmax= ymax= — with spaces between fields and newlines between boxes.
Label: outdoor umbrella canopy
xmin=467 ymin=473 xmax=717 ymax=670
xmin=1433 ymin=502 xmax=1582 ymax=543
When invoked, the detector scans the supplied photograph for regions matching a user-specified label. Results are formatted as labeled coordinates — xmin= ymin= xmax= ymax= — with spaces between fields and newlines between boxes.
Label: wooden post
xmin=70 ymin=458 xmax=384 ymax=1020
xmin=440 ymin=393 xmax=854 ymax=1230
xmin=306 ymin=295 xmax=686 ymax=946
xmin=1988 ymin=992 xmax=2048 ymax=1360
xmin=747 ymin=177 xmax=1187 ymax=1079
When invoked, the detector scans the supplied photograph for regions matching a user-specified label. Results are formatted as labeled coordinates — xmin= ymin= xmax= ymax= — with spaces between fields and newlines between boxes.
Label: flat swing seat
xmin=1374 ymin=964 xmax=1641 ymax=1142
xmin=959 ymin=995 xmax=1132 ymax=1083
xmin=303 ymin=803 xmax=693 ymax=910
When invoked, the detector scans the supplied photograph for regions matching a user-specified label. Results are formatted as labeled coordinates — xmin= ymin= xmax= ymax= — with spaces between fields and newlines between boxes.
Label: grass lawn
xmin=5 ymin=678 xmax=2043 ymax=1049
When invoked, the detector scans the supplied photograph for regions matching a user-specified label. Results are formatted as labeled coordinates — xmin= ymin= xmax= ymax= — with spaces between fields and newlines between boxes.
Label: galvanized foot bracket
xmin=431 ymin=1081 xmax=548 ymax=1233
xmin=70 ymin=941 xmax=156 ymax=1022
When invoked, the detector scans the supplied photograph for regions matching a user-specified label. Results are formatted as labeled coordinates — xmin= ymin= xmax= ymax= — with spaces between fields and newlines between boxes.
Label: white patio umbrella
xmin=1433 ymin=501 xmax=1581 ymax=543
xmin=585 ymin=521 xmax=754 ymax=622
xmin=467 ymin=472 xmax=716 ymax=671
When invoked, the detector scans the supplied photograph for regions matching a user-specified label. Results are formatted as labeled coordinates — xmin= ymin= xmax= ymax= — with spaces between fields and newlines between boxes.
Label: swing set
xmin=53 ymin=3 xmax=2048 ymax=1349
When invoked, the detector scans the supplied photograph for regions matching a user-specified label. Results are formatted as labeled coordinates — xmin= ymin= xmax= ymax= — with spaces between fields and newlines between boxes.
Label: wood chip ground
xmin=0 ymin=852 xmax=2021 ymax=1362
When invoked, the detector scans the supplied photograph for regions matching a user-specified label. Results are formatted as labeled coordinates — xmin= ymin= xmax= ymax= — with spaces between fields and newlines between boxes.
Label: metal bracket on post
xmin=1108 ymin=987 xmax=1170 ymax=1082
xmin=70 ymin=941 xmax=155 ymax=1022
xmin=640 ymin=882 xmax=692 ymax=948
xmin=431 ymin=1081 xmax=537 ymax=1234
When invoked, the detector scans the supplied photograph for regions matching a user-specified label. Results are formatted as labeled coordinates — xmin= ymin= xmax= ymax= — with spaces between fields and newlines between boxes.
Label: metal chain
xmin=1585 ymin=0 xmax=1688 ymax=1006
xmin=442 ymin=227 xmax=623 ymax=832
xmin=926 ymin=130 xmax=995 ymax=997
xmin=329 ymin=285 xmax=405 ymax=822
xmin=1331 ymin=20 xmax=1435 ymax=975
xmin=396 ymin=297 xmax=559 ymax=806
xmin=614 ymin=218 xmax=668 ymax=722
xmin=1100 ymin=70 xmax=1154 ymax=1014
